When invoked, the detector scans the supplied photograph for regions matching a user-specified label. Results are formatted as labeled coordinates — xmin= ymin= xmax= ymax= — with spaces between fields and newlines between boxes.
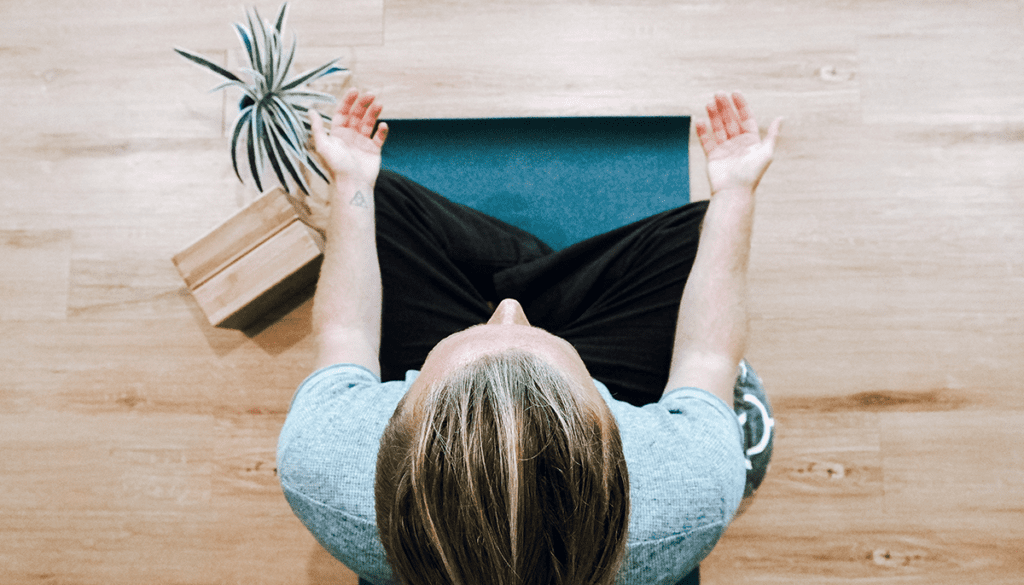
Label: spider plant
xmin=175 ymin=3 xmax=344 ymax=196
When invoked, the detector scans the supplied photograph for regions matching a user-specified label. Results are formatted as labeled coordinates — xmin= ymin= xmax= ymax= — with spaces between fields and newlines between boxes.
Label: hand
xmin=695 ymin=92 xmax=781 ymax=196
xmin=309 ymin=88 xmax=389 ymax=187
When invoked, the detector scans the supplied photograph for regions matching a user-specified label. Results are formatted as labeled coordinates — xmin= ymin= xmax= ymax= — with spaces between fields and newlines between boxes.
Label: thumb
xmin=764 ymin=117 xmax=783 ymax=150
xmin=309 ymin=110 xmax=327 ymax=150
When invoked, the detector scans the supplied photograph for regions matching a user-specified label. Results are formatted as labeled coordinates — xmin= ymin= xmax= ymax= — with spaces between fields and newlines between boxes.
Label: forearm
xmin=311 ymin=178 xmax=382 ymax=374
xmin=664 ymin=188 xmax=755 ymax=404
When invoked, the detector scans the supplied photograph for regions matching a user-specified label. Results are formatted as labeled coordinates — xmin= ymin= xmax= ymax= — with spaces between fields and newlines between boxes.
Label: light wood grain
xmin=1 ymin=0 xmax=1022 ymax=583
xmin=191 ymin=219 xmax=322 ymax=327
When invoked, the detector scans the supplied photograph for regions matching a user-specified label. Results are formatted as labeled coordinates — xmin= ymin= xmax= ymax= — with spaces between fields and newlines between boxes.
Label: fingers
xmin=706 ymin=99 xmax=728 ymax=145
xmin=354 ymin=92 xmax=387 ymax=144
xmin=716 ymin=93 xmax=743 ymax=138
xmin=334 ymin=88 xmax=360 ymax=132
xmin=701 ymin=91 xmax=778 ymax=148
xmin=325 ymin=87 xmax=388 ymax=143
xmin=732 ymin=92 xmax=760 ymax=135
xmin=345 ymin=92 xmax=377 ymax=130
xmin=694 ymin=121 xmax=716 ymax=157
xmin=705 ymin=92 xmax=758 ymax=143
xmin=360 ymin=102 xmax=383 ymax=136
xmin=374 ymin=121 xmax=389 ymax=148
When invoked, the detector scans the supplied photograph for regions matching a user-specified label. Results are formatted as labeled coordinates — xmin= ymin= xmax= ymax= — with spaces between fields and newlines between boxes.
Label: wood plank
xmin=705 ymin=521 xmax=1024 ymax=585
xmin=358 ymin=0 xmax=859 ymax=118
xmin=857 ymin=0 xmax=1024 ymax=124
xmin=0 ymin=230 xmax=71 ymax=320
xmin=67 ymin=252 xmax=193 ymax=322
xmin=0 ymin=321 xmax=70 ymax=416
xmin=745 ymin=121 xmax=1024 ymax=408
xmin=0 ymin=410 xmax=216 ymax=583
xmin=731 ymin=410 xmax=883 ymax=533
xmin=0 ymin=136 xmax=246 ymax=240
xmin=47 ymin=318 xmax=313 ymax=416
xmin=882 ymin=411 xmax=1024 ymax=533
xmin=210 ymin=413 xmax=357 ymax=584
xmin=703 ymin=411 xmax=884 ymax=580
xmin=704 ymin=411 xmax=1024 ymax=584
xmin=0 ymin=0 xmax=383 ymax=55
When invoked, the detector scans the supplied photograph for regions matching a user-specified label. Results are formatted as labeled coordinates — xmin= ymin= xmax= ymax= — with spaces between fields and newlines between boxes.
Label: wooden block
xmin=173 ymin=189 xmax=298 ymax=289
xmin=172 ymin=190 xmax=323 ymax=329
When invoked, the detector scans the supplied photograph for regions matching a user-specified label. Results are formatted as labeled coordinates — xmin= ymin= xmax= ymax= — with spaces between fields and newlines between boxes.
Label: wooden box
xmin=173 ymin=190 xmax=324 ymax=329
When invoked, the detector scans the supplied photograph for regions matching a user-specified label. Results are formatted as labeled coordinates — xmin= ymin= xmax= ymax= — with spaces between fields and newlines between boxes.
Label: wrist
xmin=709 ymin=187 xmax=756 ymax=216
xmin=330 ymin=176 xmax=375 ymax=200
xmin=711 ymin=186 xmax=755 ymax=200
xmin=331 ymin=170 xmax=375 ymax=188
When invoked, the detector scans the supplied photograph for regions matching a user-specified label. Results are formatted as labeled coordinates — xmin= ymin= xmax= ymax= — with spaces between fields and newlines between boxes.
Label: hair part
xmin=375 ymin=349 xmax=630 ymax=585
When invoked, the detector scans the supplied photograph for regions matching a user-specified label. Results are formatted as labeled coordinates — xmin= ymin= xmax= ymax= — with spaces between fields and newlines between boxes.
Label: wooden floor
xmin=2 ymin=0 xmax=1022 ymax=583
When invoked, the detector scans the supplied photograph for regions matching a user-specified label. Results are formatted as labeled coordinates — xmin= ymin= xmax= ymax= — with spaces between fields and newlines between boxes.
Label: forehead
xmin=399 ymin=325 xmax=617 ymax=433
xmin=429 ymin=324 xmax=576 ymax=369
xmin=408 ymin=324 xmax=591 ymax=398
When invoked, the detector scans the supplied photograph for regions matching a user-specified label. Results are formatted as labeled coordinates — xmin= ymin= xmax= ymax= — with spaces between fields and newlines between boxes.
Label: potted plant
xmin=172 ymin=3 xmax=343 ymax=329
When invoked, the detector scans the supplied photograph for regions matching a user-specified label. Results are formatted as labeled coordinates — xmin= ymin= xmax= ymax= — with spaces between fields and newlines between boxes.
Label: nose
xmin=487 ymin=298 xmax=531 ymax=326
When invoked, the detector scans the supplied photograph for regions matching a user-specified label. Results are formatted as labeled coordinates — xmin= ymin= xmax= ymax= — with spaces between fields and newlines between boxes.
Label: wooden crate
xmin=172 ymin=189 xmax=323 ymax=329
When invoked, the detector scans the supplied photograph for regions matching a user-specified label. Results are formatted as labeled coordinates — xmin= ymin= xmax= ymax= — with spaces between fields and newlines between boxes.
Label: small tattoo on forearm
xmin=349 ymin=191 xmax=371 ymax=209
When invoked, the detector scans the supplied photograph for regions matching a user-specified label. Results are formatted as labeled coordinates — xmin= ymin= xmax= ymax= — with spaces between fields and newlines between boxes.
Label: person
xmin=277 ymin=87 xmax=781 ymax=585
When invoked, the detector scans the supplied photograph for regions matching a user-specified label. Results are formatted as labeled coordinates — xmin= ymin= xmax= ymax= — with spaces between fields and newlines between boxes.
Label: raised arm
xmin=308 ymin=88 xmax=390 ymax=375
xmin=664 ymin=92 xmax=781 ymax=405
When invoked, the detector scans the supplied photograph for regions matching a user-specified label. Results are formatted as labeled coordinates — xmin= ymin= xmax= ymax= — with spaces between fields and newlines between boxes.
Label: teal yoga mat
xmin=380 ymin=117 xmax=690 ymax=250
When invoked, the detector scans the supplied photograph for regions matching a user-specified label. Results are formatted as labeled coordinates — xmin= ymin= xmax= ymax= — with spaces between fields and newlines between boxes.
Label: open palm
xmin=310 ymin=88 xmax=389 ymax=186
xmin=695 ymin=93 xmax=781 ymax=196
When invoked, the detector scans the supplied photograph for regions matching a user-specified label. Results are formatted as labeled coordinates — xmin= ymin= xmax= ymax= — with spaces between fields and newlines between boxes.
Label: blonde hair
xmin=375 ymin=349 xmax=630 ymax=585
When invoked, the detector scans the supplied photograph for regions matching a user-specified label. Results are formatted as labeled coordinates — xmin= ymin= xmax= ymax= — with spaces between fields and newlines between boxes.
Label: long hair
xmin=375 ymin=349 xmax=630 ymax=585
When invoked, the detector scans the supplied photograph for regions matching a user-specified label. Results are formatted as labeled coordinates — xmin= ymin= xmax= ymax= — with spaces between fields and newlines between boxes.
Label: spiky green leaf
xmin=269 ymin=28 xmax=283 ymax=89
xmin=270 ymin=122 xmax=312 ymax=195
xmin=245 ymin=9 xmax=264 ymax=72
xmin=230 ymin=107 xmax=254 ymax=183
xmin=240 ymin=68 xmax=268 ymax=93
xmin=282 ymin=90 xmax=336 ymax=103
xmin=275 ymin=3 xmax=289 ymax=34
xmin=233 ymin=23 xmax=254 ymax=65
xmin=253 ymin=6 xmax=274 ymax=83
xmin=267 ymin=97 xmax=305 ymax=152
xmin=261 ymin=122 xmax=290 ymax=193
xmin=290 ymin=103 xmax=330 ymax=120
xmin=281 ymin=59 xmax=344 ymax=91
xmin=209 ymin=79 xmax=257 ymax=101
xmin=265 ymin=35 xmax=276 ymax=90
xmin=276 ymin=36 xmax=297 ymax=92
xmin=268 ymin=100 xmax=326 ymax=190
xmin=255 ymin=105 xmax=271 ymax=182
xmin=246 ymin=109 xmax=264 ymax=193
xmin=174 ymin=48 xmax=242 ymax=82
xmin=305 ymin=152 xmax=330 ymax=184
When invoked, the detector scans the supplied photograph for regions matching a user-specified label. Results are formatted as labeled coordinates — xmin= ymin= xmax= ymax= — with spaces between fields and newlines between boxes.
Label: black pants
xmin=375 ymin=168 xmax=707 ymax=407
xmin=372 ymin=169 xmax=705 ymax=583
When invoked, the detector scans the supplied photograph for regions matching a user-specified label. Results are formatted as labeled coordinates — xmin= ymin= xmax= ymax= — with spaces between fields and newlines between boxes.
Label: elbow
xmin=664 ymin=351 xmax=740 ymax=405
